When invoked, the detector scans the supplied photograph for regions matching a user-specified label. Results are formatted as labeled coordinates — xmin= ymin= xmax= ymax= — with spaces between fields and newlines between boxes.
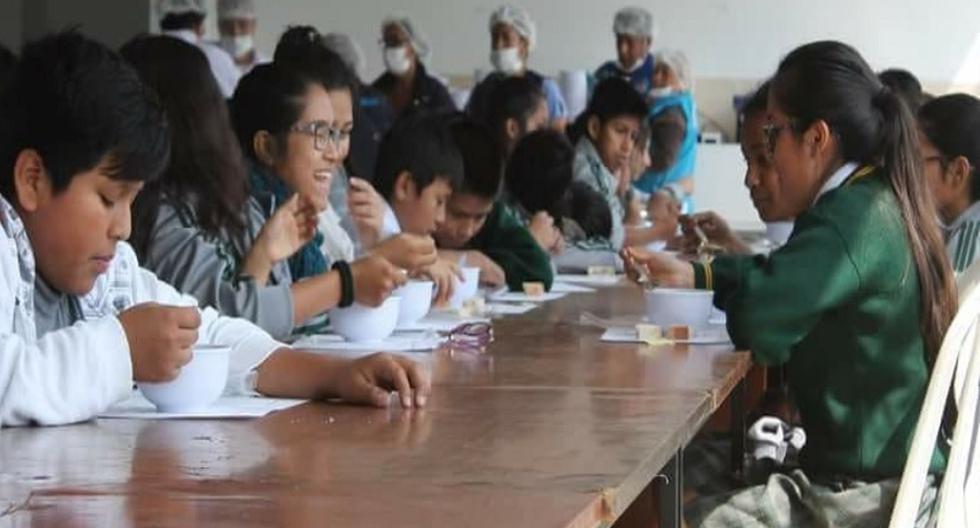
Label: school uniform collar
xmin=946 ymin=200 xmax=980 ymax=235
xmin=162 ymin=29 xmax=199 ymax=45
xmin=813 ymin=162 xmax=859 ymax=205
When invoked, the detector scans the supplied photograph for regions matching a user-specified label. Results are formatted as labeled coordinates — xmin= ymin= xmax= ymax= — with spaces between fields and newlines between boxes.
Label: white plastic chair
xmin=889 ymin=258 xmax=980 ymax=528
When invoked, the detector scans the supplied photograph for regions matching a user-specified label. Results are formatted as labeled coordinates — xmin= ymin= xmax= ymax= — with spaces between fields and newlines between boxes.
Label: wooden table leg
xmin=657 ymin=447 xmax=684 ymax=528
xmin=730 ymin=379 xmax=747 ymax=479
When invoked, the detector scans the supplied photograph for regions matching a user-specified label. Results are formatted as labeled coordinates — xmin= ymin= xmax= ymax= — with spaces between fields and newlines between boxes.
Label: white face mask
xmin=384 ymin=46 xmax=413 ymax=76
xmin=490 ymin=47 xmax=524 ymax=75
xmin=219 ymin=34 xmax=253 ymax=59
xmin=648 ymin=86 xmax=674 ymax=98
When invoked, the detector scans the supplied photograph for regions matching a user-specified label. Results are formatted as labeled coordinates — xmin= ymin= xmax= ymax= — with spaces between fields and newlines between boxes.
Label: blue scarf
xmin=247 ymin=162 xmax=328 ymax=281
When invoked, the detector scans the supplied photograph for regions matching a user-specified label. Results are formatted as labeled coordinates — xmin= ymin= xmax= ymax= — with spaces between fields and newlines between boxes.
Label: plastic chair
xmin=889 ymin=259 xmax=980 ymax=527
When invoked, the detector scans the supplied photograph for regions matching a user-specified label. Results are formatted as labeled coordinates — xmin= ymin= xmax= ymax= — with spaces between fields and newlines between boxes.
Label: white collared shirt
xmin=813 ymin=161 xmax=859 ymax=206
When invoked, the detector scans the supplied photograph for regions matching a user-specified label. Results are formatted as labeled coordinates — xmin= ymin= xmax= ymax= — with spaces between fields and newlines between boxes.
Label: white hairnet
xmin=654 ymin=49 xmax=693 ymax=90
xmin=489 ymin=5 xmax=537 ymax=51
xmin=156 ymin=0 xmax=206 ymax=18
xmin=217 ymin=0 xmax=256 ymax=20
xmin=613 ymin=6 xmax=656 ymax=39
xmin=382 ymin=16 xmax=431 ymax=63
xmin=323 ymin=32 xmax=367 ymax=82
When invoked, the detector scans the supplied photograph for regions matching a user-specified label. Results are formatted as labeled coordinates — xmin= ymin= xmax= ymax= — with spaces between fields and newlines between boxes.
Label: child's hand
xmin=347 ymin=177 xmax=385 ymax=249
xmin=463 ymin=250 xmax=506 ymax=287
xmin=334 ymin=353 xmax=431 ymax=408
xmin=418 ymin=259 xmax=463 ymax=306
xmin=118 ymin=303 xmax=200 ymax=382
xmin=680 ymin=211 xmax=730 ymax=253
xmin=620 ymin=247 xmax=695 ymax=288
xmin=350 ymin=255 xmax=406 ymax=307
xmin=528 ymin=211 xmax=563 ymax=255
xmin=257 ymin=194 xmax=319 ymax=263
xmin=372 ymin=233 xmax=438 ymax=273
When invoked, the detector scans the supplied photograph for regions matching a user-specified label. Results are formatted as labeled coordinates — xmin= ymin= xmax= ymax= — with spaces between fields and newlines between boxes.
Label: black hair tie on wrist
xmin=331 ymin=260 xmax=355 ymax=308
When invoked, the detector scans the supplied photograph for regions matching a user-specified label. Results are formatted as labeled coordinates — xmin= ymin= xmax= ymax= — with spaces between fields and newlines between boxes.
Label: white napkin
xmin=293 ymin=333 xmax=443 ymax=352
xmin=600 ymin=325 xmax=731 ymax=345
xmin=487 ymin=302 xmax=538 ymax=315
xmin=99 ymin=394 xmax=305 ymax=420
xmin=554 ymin=273 xmax=622 ymax=286
xmin=550 ymin=282 xmax=596 ymax=293
xmin=487 ymin=289 xmax=567 ymax=303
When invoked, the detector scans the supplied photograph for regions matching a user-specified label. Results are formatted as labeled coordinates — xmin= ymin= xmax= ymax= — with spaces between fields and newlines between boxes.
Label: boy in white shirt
xmin=0 ymin=31 xmax=428 ymax=427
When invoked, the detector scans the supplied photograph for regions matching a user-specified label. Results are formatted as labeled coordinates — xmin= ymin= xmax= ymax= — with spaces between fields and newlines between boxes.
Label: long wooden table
xmin=0 ymin=283 xmax=750 ymax=528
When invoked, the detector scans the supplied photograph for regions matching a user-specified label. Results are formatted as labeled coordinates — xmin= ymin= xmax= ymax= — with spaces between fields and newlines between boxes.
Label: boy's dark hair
xmin=505 ymin=129 xmax=574 ymax=220
xmin=0 ymin=31 xmax=170 ymax=201
xmin=273 ymin=25 xmax=359 ymax=99
xmin=230 ymin=62 xmax=320 ymax=162
xmin=569 ymin=77 xmax=648 ymax=143
xmin=567 ymin=180 xmax=612 ymax=239
xmin=919 ymin=93 xmax=980 ymax=202
xmin=879 ymin=68 xmax=925 ymax=113
xmin=485 ymin=76 xmax=545 ymax=144
xmin=160 ymin=12 xmax=205 ymax=32
xmin=374 ymin=112 xmax=464 ymax=200
xmin=449 ymin=115 xmax=503 ymax=200
xmin=122 ymin=35 xmax=248 ymax=258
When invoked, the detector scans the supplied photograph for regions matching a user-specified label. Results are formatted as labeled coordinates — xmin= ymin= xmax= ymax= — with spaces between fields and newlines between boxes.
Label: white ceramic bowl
xmin=394 ymin=280 xmax=434 ymax=327
xmin=644 ymin=288 xmax=714 ymax=329
xmin=448 ymin=267 xmax=481 ymax=309
xmin=330 ymin=295 xmax=401 ymax=342
xmin=139 ymin=345 xmax=230 ymax=412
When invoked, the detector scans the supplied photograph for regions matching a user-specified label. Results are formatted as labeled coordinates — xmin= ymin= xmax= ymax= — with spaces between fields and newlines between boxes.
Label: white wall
xmin=234 ymin=0 xmax=980 ymax=88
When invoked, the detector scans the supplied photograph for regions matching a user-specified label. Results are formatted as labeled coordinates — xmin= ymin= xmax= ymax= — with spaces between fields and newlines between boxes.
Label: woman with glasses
xmin=124 ymin=36 xmax=407 ymax=340
xmin=625 ymin=41 xmax=953 ymax=527
xmin=918 ymin=93 xmax=980 ymax=273
xmin=371 ymin=16 xmax=455 ymax=119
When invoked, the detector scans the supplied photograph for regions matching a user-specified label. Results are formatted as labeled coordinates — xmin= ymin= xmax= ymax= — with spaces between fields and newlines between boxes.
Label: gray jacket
xmin=140 ymin=197 xmax=296 ymax=340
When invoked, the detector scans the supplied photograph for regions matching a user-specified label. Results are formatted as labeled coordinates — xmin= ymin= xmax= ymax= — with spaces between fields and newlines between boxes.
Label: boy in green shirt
xmin=435 ymin=118 xmax=554 ymax=292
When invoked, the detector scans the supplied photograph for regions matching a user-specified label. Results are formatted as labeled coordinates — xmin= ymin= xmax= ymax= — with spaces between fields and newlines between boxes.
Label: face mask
xmin=219 ymin=35 xmax=253 ymax=59
xmin=648 ymin=86 xmax=674 ymax=98
xmin=490 ymin=47 xmax=523 ymax=75
xmin=384 ymin=46 xmax=413 ymax=76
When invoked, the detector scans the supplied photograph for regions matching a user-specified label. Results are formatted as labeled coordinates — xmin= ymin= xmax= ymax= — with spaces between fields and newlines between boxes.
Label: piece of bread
xmin=522 ymin=282 xmax=545 ymax=297
xmin=458 ymin=297 xmax=487 ymax=317
xmin=666 ymin=325 xmax=690 ymax=340
xmin=587 ymin=265 xmax=616 ymax=276
xmin=635 ymin=324 xmax=666 ymax=345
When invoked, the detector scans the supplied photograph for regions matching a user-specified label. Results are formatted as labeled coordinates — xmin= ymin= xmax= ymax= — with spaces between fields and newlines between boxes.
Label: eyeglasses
xmin=762 ymin=121 xmax=793 ymax=157
xmin=290 ymin=121 xmax=346 ymax=151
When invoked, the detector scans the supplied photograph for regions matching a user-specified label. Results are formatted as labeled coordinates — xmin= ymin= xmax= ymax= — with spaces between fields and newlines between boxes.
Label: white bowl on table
xmin=138 ymin=345 xmax=230 ymax=413
xmin=644 ymin=288 xmax=714 ymax=329
xmin=395 ymin=280 xmax=434 ymax=327
xmin=448 ymin=267 xmax=481 ymax=309
xmin=329 ymin=296 xmax=401 ymax=342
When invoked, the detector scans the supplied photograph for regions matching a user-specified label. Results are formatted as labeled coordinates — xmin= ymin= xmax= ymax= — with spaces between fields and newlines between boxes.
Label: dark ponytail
xmin=773 ymin=41 xmax=956 ymax=370
xmin=918 ymin=93 xmax=980 ymax=202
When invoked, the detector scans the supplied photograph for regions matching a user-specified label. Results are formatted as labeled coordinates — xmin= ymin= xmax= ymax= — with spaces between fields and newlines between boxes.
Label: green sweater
xmin=466 ymin=202 xmax=554 ymax=292
xmin=694 ymin=169 xmax=945 ymax=479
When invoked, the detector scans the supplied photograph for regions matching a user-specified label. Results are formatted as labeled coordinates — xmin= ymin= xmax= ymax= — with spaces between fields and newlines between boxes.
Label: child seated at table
xmin=625 ymin=42 xmax=952 ymax=527
xmin=917 ymin=93 xmax=980 ymax=274
xmin=0 ymin=32 xmax=428 ymax=427
xmin=433 ymin=116 xmax=553 ymax=291
xmin=374 ymin=112 xmax=465 ymax=303
xmin=570 ymin=77 xmax=679 ymax=252
xmin=484 ymin=75 xmax=549 ymax=158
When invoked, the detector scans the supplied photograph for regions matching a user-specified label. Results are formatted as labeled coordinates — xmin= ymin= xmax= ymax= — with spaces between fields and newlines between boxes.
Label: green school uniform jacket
xmin=465 ymin=202 xmax=554 ymax=292
xmin=693 ymin=167 xmax=946 ymax=479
